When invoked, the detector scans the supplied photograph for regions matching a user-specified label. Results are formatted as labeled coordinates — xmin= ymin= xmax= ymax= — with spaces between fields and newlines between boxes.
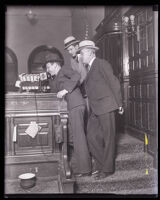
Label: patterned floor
xmin=4 ymin=133 xmax=158 ymax=195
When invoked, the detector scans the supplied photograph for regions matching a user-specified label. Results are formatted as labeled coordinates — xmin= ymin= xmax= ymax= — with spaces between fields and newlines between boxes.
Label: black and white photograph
xmin=3 ymin=3 xmax=158 ymax=198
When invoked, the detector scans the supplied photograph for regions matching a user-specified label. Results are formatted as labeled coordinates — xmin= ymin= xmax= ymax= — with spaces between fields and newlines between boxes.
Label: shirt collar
xmin=73 ymin=54 xmax=80 ymax=63
xmin=89 ymin=57 xmax=96 ymax=68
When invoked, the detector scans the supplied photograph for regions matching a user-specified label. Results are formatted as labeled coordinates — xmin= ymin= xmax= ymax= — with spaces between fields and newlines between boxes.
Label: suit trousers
xmin=87 ymin=111 xmax=116 ymax=173
xmin=68 ymin=105 xmax=91 ymax=174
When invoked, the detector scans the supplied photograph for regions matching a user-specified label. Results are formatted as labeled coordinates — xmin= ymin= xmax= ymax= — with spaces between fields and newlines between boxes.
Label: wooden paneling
xmin=13 ymin=116 xmax=53 ymax=155
xmin=95 ymin=6 xmax=157 ymax=168
xmin=128 ymin=79 xmax=156 ymax=131
xmin=126 ymin=7 xmax=157 ymax=166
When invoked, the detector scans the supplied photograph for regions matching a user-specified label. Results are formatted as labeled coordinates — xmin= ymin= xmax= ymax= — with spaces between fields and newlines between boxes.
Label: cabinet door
xmin=13 ymin=116 xmax=53 ymax=155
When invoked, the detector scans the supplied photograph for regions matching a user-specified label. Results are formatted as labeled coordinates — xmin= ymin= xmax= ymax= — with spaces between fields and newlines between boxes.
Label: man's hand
xmin=118 ymin=106 xmax=124 ymax=115
xmin=57 ymin=89 xmax=68 ymax=98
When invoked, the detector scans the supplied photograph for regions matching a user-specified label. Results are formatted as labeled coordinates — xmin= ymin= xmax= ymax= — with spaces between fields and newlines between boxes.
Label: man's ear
xmin=75 ymin=44 xmax=79 ymax=50
xmin=89 ymin=49 xmax=94 ymax=56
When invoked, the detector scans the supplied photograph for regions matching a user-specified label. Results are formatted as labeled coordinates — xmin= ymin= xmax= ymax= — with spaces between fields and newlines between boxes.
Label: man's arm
xmin=48 ymin=78 xmax=59 ymax=93
xmin=59 ymin=66 xmax=81 ymax=93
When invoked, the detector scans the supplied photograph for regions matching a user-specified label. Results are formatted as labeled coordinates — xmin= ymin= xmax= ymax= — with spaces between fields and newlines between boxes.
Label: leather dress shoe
xmin=74 ymin=172 xmax=91 ymax=177
xmin=91 ymin=170 xmax=100 ymax=176
xmin=94 ymin=172 xmax=113 ymax=180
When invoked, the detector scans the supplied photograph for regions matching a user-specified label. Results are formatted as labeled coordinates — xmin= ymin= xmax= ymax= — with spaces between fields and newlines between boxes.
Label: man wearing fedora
xmin=64 ymin=36 xmax=87 ymax=88
xmin=64 ymin=36 xmax=90 ymax=112
xmin=64 ymin=36 xmax=90 ymax=166
xmin=43 ymin=53 xmax=91 ymax=177
xmin=77 ymin=40 xmax=124 ymax=180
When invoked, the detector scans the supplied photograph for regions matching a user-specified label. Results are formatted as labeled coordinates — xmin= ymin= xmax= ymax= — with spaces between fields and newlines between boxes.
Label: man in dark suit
xmin=64 ymin=36 xmax=89 ymax=130
xmin=43 ymin=54 xmax=91 ymax=177
xmin=64 ymin=36 xmax=87 ymax=88
xmin=77 ymin=40 xmax=124 ymax=180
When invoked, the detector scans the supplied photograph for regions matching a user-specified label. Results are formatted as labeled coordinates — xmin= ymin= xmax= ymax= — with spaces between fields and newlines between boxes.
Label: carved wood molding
xmin=94 ymin=7 xmax=123 ymax=41
xmin=60 ymin=115 xmax=71 ymax=179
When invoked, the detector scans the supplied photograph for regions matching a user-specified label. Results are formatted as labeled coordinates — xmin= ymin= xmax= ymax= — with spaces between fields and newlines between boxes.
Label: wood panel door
xmin=126 ymin=7 xmax=158 ymax=166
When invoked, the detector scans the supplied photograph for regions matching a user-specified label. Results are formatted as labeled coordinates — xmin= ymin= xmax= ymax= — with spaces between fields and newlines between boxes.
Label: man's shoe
xmin=91 ymin=170 xmax=100 ymax=176
xmin=75 ymin=172 xmax=91 ymax=177
xmin=94 ymin=172 xmax=113 ymax=180
xmin=75 ymin=173 xmax=83 ymax=177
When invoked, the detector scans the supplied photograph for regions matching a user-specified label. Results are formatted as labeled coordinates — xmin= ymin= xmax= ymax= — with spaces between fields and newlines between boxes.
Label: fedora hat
xmin=43 ymin=53 xmax=63 ymax=69
xmin=64 ymin=36 xmax=79 ymax=50
xmin=77 ymin=40 xmax=99 ymax=53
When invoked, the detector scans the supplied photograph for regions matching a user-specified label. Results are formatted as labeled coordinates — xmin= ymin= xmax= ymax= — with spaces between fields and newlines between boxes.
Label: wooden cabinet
xmin=5 ymin=92 xmax=74 ymax=190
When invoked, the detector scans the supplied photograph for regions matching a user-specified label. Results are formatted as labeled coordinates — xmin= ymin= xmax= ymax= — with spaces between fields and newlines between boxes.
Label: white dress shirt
xmin=88 ymin=57 xmax=96 ymax=71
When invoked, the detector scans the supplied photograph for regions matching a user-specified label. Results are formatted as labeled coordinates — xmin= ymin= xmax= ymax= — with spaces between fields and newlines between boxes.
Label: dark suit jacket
xmin=85 ymin=58 xmax=122 ymax=115
xmin=48 ymin=66 xmax=85 ymax=111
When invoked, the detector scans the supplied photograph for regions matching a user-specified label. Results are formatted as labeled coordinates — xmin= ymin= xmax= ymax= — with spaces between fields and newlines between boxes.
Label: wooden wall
xmin=125 ymin=7 xmax=158 ymax=167
xmin=94 ymin=5 xmax=158 ymax=168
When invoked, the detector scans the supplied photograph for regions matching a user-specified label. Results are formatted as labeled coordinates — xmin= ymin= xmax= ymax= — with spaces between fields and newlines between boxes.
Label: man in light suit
xmin=43 ymin=53 xmax=91 ymax=177
xmin=77 ymin=40 xmax=124 ymax=180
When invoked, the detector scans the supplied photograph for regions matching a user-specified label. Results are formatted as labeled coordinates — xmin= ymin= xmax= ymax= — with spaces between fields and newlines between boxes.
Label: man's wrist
xmin=63 ymin=89 xmax=69 ymax=94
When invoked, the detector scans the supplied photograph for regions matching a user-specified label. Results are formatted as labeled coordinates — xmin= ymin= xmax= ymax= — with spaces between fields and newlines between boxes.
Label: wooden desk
xmin=5 ymin=92 xmax=74 ymax=193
